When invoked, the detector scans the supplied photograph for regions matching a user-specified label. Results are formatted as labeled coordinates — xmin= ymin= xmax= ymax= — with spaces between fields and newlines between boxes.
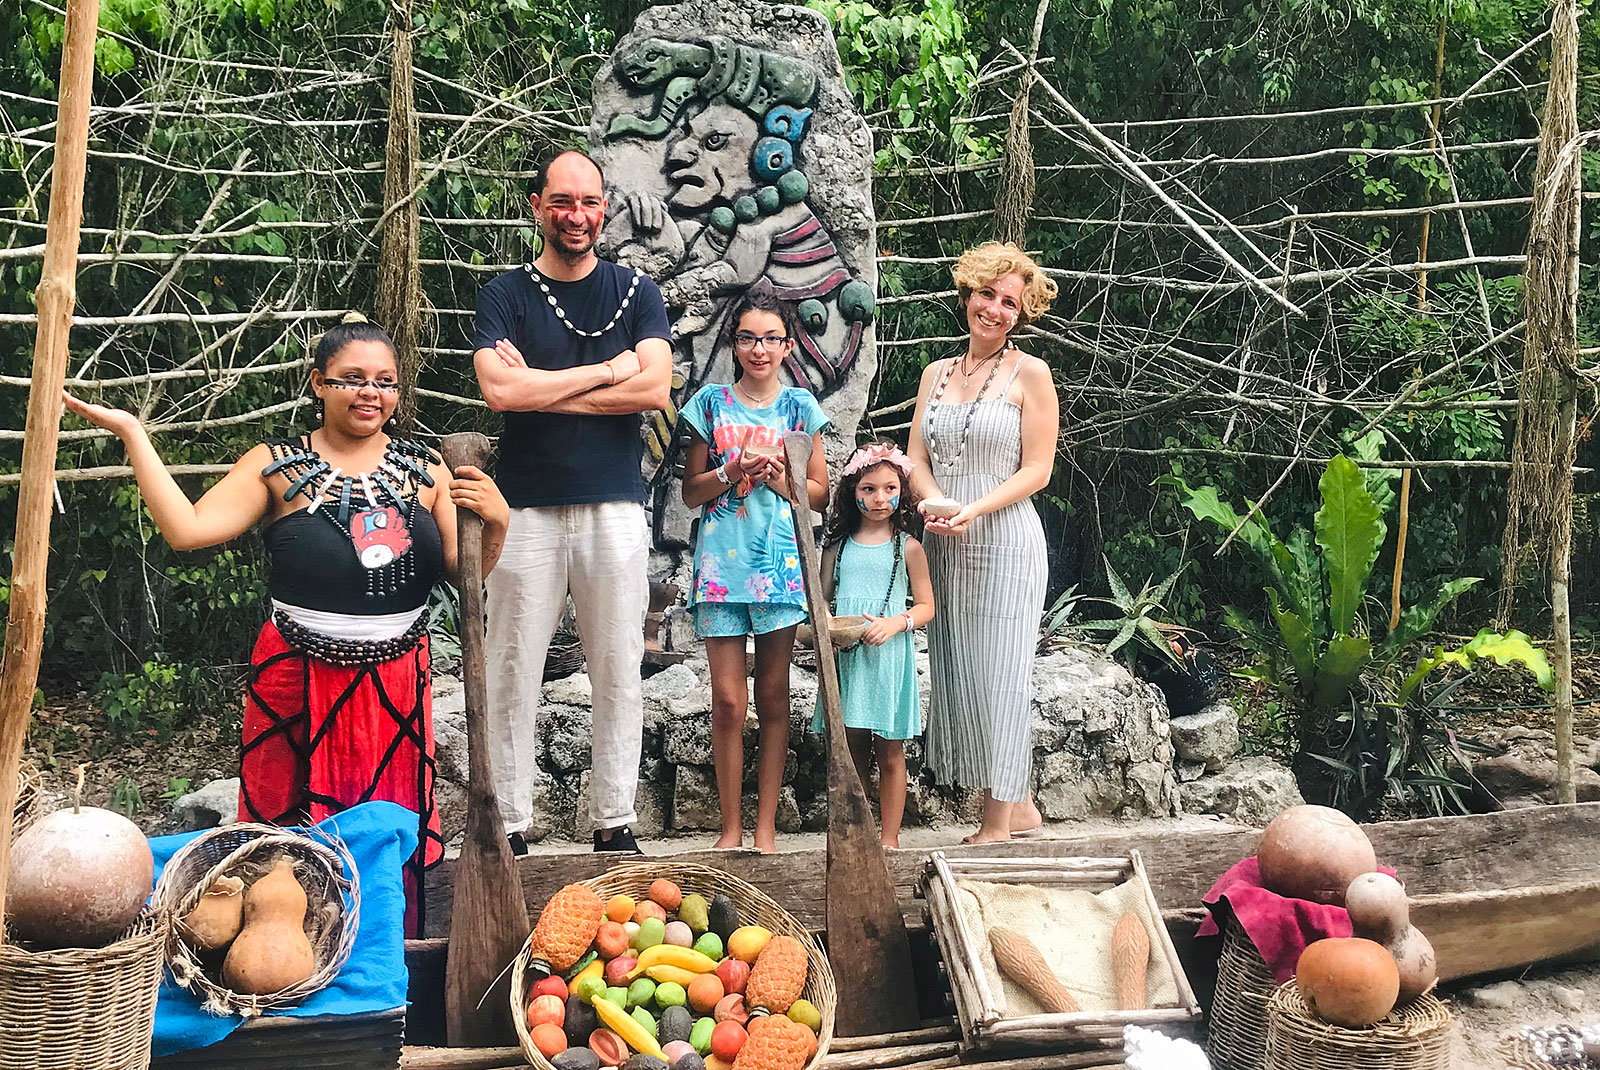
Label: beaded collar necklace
xmin=522 ymin=263 xmax=643 ymax=339
xmin=924 ymin=346 xmax=1010 ymax=470
xmin=262 ymin=436 xmax=438 ymax=598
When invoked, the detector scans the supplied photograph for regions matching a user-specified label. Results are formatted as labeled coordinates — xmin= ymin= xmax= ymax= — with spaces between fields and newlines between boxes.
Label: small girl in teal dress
xmin=816 ymin=442 xmax=935 ymax=847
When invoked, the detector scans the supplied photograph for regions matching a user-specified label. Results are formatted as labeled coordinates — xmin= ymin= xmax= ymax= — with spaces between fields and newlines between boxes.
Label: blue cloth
xmin=149 ymin=800 xmax=416 ymax=1057
xmin=681 ymin=383 xmax=829 ymax=607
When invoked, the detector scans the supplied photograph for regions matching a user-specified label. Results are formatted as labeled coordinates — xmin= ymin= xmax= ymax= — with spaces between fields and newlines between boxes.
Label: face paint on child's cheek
xmin=887 ymin=493 xmax=900 ymax=510
xmin=856 ymin=497 xmax=871 ymax=514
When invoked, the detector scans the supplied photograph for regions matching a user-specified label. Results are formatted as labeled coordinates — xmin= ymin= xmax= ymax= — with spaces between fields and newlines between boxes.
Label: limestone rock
xmin=1465 ymin=980 xmax=1522 ymax=1010
xmin=664 ymin=709 xmax=715 ymax=766
xmin=170 ymin=777 xmax=240 ymax=830
xmin=672 ymin=764 xmax=721 ymax=830
xmin=1471 ymin=729 xmax=1600 ymax=806
xmin=576 ymin=772 xmax=670 ymax=839
xmin=542 ymin=705 xmax=595 ymax=774
xmin=643 ymin=663 xmax=699 ymax=706
xmin=1551 ymin=985 xmax=1585 ymax=1012
xmin=432 ymin=674 xmax=468 ymax=784
xmin=1169 ymin=702 xmax=1240 ymax=771
xmin=545 ymin=673 xmax=593 ymax=708
xmin=1178 ymin=756 xmax=1303 ymax=826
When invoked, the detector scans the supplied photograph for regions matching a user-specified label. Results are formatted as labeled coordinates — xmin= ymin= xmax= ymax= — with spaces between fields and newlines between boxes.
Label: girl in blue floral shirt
xmin=681 ymin=288 xmax=829 ymax=852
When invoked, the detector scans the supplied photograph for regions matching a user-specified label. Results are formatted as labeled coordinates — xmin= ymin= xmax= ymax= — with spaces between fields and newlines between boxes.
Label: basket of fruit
xmin=510 ymin=861 xmax=835 ymax=1070
xmin=150 ymin=822 xmax=360 ymax=1017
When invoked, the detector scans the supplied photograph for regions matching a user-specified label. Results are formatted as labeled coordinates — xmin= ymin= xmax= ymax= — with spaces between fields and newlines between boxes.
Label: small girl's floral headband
xmin=842 ymin=443 xmax=914 ymax=477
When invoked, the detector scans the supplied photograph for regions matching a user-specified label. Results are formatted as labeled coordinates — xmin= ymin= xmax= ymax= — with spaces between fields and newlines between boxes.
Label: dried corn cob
xmin=989 ymin=926 xmax=1081 ymax=1013
xmin=745 ymin=935 xmax=809 ymax=1015
xmin=530 ymin=882 xmax=604 ymax=973
xmin=1111 ymin=911 xmax=1150 ymax=1011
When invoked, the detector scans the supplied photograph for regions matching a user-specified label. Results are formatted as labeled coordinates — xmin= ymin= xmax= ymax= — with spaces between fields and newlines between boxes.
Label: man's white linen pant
xmin=485 ymin=501 xmax=648 ymax=835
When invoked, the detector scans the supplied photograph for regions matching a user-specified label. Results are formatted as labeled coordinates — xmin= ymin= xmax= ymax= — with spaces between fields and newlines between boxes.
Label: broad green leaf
xmin=1268 ymin=588 xmax=1316 ymax=686
xmin=1379 ymin=577 xmax=1481 ymax=661
xmin=1459 ymin=629 xmax=1554 ymax=690
xmin=1156 ymin=475 xmax=1280 ymax=572
xmin=1313 ymin=633 xmax=1372 ymax=710
xmin=1279 ymin=525 xmax=1325 ymax=634
xmin=1316 ymin=455 xmax=1386 ymax=637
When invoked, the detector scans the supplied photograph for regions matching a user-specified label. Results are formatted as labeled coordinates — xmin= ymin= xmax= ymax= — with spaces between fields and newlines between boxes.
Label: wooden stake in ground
xmin=0 ymin=0 xmax=101 ymax=938
xmin=1498 ymin=0 xmax=1584 ymax=803
xmin=782 ymin=431 xmax=921 ymax=1036
xmin=374 ymin=0 xmax=423 ymax=429
xmin=442 ymin=432 xmax=531 ymax=1045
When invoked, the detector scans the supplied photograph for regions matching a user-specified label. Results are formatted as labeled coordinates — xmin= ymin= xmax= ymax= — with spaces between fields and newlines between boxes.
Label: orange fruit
xmin=688 ymin=972 xmax=725 ymax=1013
xmin=649 ymin=878 xmax=683 ymax=910
xmin=530 ymin=1022 xmax=567 ymax=1058
xmin=606 ymin=895 xmax=636 ymax=924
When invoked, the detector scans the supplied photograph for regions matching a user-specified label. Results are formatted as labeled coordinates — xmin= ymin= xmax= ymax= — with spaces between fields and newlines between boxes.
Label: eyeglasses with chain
xmin=324 ymin=378 xmax=401 ymax=394
xmin=733 ymin=333 xmax=793 ymax=353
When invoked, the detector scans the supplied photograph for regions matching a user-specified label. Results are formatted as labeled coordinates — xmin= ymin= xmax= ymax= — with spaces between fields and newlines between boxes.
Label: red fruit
xmin=716 ymin=957 xmax=750 ymax=996
xmin=528 ymin=993 xmax=566 ymax=1029
xmin=714 ymin=993 xmax=749 ymax=1024
xmin=604 ymin=955 xmax=638 ymax=987
xmin=589 ymin=1028 xmax=627 ymax=1066
xmin=531 ymin=975 xmax=569 ymax=1001
xmin=632 ymin=900 xmax=668 ymax=925
xmin=710 ymin=1020 xmax=748 ymax=1062
xmin=596 ymin=920 xmax=631 ymax=960
xmin=531 ymin=1022 xmax=568 ymax=1058
xmin=649 ymin=878 xmax=683 ymax=910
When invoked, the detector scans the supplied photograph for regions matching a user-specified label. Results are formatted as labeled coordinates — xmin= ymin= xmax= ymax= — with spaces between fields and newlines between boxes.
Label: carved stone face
xmin=665 ymin=103 xmax=758 ymax=213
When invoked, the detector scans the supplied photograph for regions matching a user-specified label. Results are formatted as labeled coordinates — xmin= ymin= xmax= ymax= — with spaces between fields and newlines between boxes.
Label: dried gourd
xmin=180 ymin=874 xmax=246 ymax=952
xmin=989 ymin=926 xmax=1081 ymax=1013
xmin=731 ymin=1013 xmax=814 ymax=1070
xmin=744 ymin=935 xmax=808 ymax=1016
xmin=222 ymin=857 xmax=315 ymax=994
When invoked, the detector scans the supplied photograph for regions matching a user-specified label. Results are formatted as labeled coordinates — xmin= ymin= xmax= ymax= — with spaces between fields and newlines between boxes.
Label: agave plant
xmin=1070 ymin=557 xmax=1186 ymax=669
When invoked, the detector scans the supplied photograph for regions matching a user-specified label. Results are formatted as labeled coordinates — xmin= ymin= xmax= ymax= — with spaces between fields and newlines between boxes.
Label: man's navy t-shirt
xmin=473 ymin=261 xmax=671 ymax=508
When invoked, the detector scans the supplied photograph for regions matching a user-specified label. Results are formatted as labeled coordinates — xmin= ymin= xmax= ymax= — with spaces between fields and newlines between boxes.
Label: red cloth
xmin=1199 ymin=857 xmax=1397 ymax=983
xmin=238 ymin=620 xmax=442 ymax=937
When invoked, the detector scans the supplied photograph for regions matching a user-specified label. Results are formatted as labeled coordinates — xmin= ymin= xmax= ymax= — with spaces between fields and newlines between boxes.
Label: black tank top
xmin=260 ymin=437 xmax=445 ymax=615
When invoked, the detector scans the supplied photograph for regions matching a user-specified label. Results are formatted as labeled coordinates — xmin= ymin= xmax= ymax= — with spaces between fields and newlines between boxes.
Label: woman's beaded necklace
xmin=523 ymin=263 xmax=642 ymax=339
xmin=831 ymin=532 xmax=904 ymax=618
xmin=924 ymin=346 xmax=1009 ymax=470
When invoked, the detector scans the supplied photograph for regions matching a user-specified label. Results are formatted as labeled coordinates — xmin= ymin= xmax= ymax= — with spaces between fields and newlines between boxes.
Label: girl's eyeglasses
xmin=325 ymin=378 xmax=401 ymax=394
xmin=734 ymin=333 xmax=792 ymax=352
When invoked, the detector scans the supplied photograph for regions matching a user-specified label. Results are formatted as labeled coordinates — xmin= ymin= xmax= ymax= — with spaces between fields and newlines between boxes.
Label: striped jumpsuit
xmin=921 ymin=359 xmax=1049 ymax=802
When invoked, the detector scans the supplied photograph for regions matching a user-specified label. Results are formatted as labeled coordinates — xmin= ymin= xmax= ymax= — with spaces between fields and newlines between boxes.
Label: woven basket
xmin=0 ymin=910 xmax=167 ymax=1070
xmin=13 ymin=759 xmax=41 ymax=834
xmin=1208 ymin=915 xmax=1277 ymax=1070
xmin=151 ymin=822 xmax=360 ymax=1017
xmin=511 ymin=861 xmax=836 ymax=1070
xmin=1267 ymin=981 xmax=1453 ymax=1070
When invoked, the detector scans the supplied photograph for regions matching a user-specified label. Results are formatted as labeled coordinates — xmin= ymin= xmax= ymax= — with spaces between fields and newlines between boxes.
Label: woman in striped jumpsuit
xmin=906 ymin=242 xmax=1060 ymax=844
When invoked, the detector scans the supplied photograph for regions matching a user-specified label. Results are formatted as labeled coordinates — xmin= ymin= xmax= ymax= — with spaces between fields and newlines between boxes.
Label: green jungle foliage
xmin=0 ymin=0 xmax=1595 ymax=769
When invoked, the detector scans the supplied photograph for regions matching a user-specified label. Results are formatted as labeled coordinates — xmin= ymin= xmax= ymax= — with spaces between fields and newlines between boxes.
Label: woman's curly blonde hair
xmin=951 ymin=241 xmax=1058 ymax=326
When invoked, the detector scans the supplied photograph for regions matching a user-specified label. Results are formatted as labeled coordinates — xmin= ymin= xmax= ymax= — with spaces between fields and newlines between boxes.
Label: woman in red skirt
xmin=64 ymin=314 xmax=507 ymax=935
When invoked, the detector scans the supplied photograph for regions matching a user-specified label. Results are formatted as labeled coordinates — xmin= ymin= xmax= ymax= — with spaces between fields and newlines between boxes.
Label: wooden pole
xmin=375 ymin=0 xmax=423 ymax=428
xmin=0 ymin=0 xmax=100 ymax=936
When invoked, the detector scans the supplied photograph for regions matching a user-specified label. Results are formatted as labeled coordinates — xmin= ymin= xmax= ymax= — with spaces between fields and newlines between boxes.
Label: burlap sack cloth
xmin=955 ymin=878 xmax=1180 ymax=1016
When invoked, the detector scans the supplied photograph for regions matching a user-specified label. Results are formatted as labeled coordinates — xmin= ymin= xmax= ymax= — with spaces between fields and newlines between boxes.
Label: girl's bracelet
xmin=903 ymin=611 xmax=915 ymax=633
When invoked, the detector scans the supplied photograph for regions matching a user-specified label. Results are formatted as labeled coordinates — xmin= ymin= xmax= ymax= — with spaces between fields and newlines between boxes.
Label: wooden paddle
xmin=442 ymin=432 xmax=530 ymax=1046
xmin=782 ymin=430 xmax=921 ymax=1035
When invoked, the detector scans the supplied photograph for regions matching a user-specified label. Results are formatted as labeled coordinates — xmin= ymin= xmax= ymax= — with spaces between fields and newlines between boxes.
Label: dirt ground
xmin=1445 ymin=960 xmax=1600 ymax=1069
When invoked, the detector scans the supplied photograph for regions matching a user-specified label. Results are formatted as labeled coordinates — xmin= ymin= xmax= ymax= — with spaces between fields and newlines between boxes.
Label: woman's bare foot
xmin=713 ymin=830 xmax=743 ymax=849
xmin=961 ymin=827 xmax=1011 ymax=845
xmin=753 ymin=829 xmax=778 ymax=854
xmin=1011 ymin=797 xmax=1043 ymax=833
xmin=881 ymin=836 xmax=900 ymax=849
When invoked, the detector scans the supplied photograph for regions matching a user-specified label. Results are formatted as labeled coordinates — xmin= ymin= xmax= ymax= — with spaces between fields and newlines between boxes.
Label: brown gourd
xmin=989 ymin=926 xmax=1082 ymax=1013
xmin=1110 ymin=911 xmax=1150 ymax=1011
xmin=222 ymin=857 xmax=316 ymax=994
xmin=180 ymin=874 xmax=246 ymax=952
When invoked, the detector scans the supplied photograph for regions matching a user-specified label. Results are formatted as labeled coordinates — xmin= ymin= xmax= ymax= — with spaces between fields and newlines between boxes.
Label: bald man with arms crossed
xmin=474 ymin=150 xmax=672 ymax=854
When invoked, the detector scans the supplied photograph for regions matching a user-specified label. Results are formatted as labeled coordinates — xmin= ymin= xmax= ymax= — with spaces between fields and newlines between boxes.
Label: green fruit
xmin=707 ymin=894 xmax=740 ymax=943
xmin=692 ymin=932 xmax=723 ymax=961
xmin=655 ymin=980 xmax=687 ymax=1008
xmin=659 ymin=1005 xmax=694 ymax=1045
xmin=575 ymin=976 xmax=607 ymax=1003
xmin=631 ymin=1005 xmax=659 ymax=1037
xmin=679 ymin=894 xmax=710 ymax=933
xmin=563 ymin=950 xmax=598 ymax=979
xmin=628 ymin=977 xmax=658 ymax=1009
xmin=689 ymin=1016 xmax=716 ymax=1055
xmin=787 ymin=998 xmax=823 ymax=1032
xmin=636 ymin=917 xmax=667 ymax=951
xmin=604 ymin=986 xmax=629 ymax=1007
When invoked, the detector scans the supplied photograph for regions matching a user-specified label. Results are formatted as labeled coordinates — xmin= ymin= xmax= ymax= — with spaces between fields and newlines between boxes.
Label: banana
xmin=590 ymin=989 xmax=665 ymax=1058
xmin=626 ymin=943 xmax=720 ymax=981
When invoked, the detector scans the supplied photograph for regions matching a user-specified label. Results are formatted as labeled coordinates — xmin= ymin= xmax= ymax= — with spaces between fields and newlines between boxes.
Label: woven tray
xmin=1267 ymin=980 xmax=1453 ymax=1070
xmin=0 ymin=910 xmax=167 ymax=1070
xmin=151 ymin=822 xmax=359 ymax=1017
xmin=511 ymin=860 xmax=836 ymax=1070
xmin=1208 ymin=914 xmax=1277 ymax=1070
